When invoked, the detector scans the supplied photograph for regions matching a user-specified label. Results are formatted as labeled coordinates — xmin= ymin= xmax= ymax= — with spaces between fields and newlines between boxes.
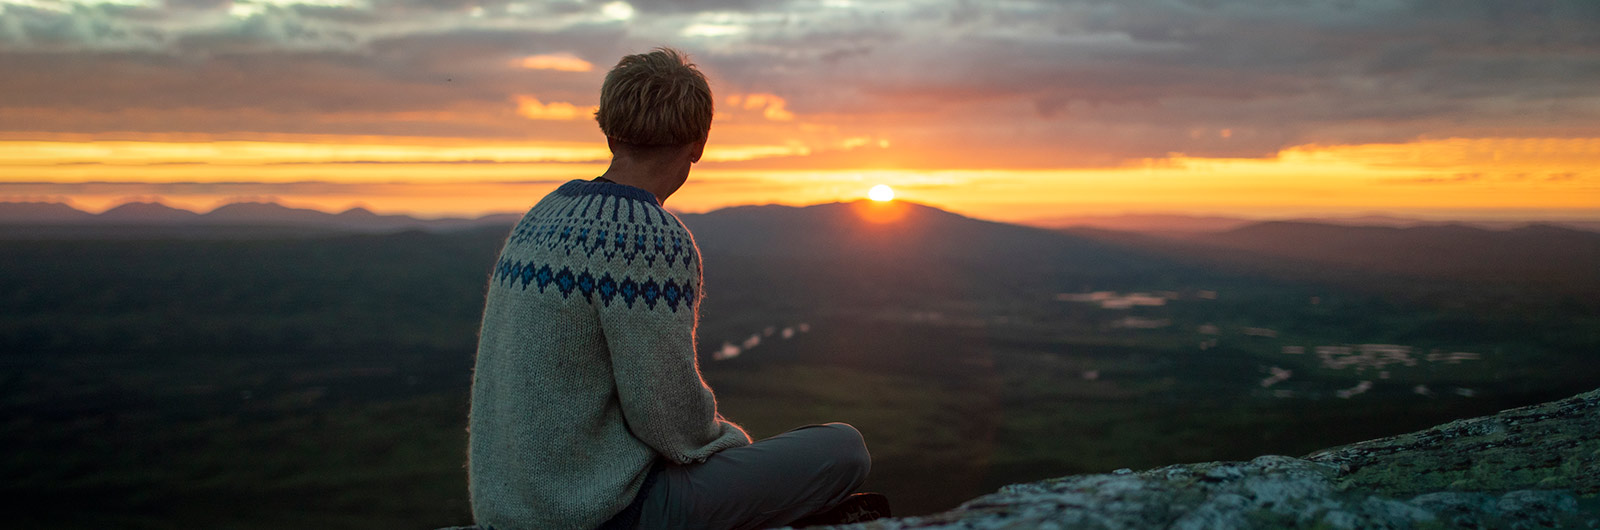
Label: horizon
xmin=7 ymin=194 xmax=1600 ymax=231
xmin=3 ymin=2 xmax=1599 ymax=224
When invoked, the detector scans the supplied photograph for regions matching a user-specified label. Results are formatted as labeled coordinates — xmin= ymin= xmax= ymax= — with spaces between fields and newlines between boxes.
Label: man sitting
xmin=467 ymin=47 xmax=887 ymax=530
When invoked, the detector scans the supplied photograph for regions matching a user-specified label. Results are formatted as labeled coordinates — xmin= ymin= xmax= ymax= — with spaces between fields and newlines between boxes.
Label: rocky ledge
xmin=812 ymin=388 xmax=1600 ymax=529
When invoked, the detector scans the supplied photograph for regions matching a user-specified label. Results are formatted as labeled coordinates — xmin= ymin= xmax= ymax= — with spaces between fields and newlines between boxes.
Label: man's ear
xmin=690 ymin=137 xmax=707 ymax=164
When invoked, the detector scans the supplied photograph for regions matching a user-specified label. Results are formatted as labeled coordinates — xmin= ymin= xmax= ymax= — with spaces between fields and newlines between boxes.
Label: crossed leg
xmin=635 ymin=423 xmax=871 ymax=530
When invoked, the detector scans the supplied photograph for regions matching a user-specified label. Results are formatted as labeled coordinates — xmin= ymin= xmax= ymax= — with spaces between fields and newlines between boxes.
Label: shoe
xmin=787 ymin=492 xmax=891 ymax=527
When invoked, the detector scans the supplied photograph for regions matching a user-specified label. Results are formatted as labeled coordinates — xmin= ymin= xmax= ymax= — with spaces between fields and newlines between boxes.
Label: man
xmin=468 ymin=48 xmax=885 ymax=530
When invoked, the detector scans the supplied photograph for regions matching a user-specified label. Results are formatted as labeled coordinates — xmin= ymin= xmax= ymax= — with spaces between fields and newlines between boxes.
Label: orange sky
xmin=4 ymin=135 xmax=1595 ymax=223
xmin=2 ymin=1 xmax=1598 ymax=224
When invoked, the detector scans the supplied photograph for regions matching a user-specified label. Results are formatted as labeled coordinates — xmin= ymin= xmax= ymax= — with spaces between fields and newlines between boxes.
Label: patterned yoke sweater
xmin=469 ymin=180 xmax=751 ymax=530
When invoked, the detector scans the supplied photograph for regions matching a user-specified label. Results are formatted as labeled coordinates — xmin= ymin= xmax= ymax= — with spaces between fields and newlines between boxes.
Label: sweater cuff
xmin=678 ymin=420 xmax=752 ymax=464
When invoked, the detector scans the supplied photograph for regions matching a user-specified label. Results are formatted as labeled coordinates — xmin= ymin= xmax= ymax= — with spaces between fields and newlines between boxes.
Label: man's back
xmin=468 ymin=180 xmax=748 ymax=529
xmin=468 ymin=47 xmax=877 ymax=530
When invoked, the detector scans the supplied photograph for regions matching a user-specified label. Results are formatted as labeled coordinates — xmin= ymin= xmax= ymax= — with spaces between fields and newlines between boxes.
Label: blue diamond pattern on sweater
xmin=496 ymin=188 xmax=704 ymax=312
xmin=576 ymin=270 xmax=595 ymax=298
xmin=619 ymin=277 xmax=639 ymax=307
xmin=555 ymin=267 xmax=576 ymax=297
xmin=641 ymin=279 xmax=660 ymax=309
xmin=662 ymin=281 xmax=682 ymax=312
xmin=492 ymin=259 xmax=694 ymax=310
xmin=534 ymin=265 xmax=554 ymax=292
xmin=597 ymin=273 xmax=617 ymax=305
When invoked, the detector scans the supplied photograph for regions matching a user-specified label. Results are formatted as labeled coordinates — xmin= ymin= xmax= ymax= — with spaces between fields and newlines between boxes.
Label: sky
xmin=2 ymin=0 xmax=1598 ymax=223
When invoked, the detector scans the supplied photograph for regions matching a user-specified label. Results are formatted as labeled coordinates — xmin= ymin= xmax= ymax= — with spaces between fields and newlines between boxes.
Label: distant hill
xmin=0 ymin=201 xmax=520 ymax=237
xmin=1282 ymin=215 xmax=1447 ymax=228
xmin=97 ymin=201 xmax=200 ymax=223
xmin=680 ymin=201 xmax=1195 ymax=312
xmin=0 ymin=202 xmax=95 ymax=223
xmin=1067 ymin=220 xmax=1600 ymax=293
xmin=8 ymin=198 xmax=1597 ymax=296
xmin=1032 ymin=213 xmax=1600 ymax=234
xmin=203 ymin=202 xmax=340 ymax=225
xmin=1030 ymin=213 xmax=1257 ymax=233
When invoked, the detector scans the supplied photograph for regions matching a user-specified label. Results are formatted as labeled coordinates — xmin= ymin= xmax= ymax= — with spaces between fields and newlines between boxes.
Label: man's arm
xmin=595 ymin=236 xmax=749 ymax=464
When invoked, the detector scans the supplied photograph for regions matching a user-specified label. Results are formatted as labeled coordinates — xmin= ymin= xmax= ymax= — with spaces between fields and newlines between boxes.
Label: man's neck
xmin=597 ymin=157 xmax=690 ymax=205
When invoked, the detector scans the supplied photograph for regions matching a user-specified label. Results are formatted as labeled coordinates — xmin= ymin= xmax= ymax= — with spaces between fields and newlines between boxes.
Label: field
xmin=3 ymin=217 xmax=1597 ymax=527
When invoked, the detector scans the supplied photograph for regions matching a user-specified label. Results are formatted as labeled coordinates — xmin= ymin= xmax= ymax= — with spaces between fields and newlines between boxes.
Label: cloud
xmin=0 ymin=138 xmax=613 ymax=164
xmin=2 ymin=0 xmax=1600 ymax=167
xmin=514 ymin=95 xmax=595 ymax=121
xmin=726 ymin=93 xmax=793 ymax=121
xmin=519 ymin=52 xmax=593 ymax=72
xmin=691 ymin=0 xmax=1600 ymax=162
xmin=1382 ymin=172 xmax=1485 ymax=185
xmin=0 ymin=179 xmax=573 ymax=196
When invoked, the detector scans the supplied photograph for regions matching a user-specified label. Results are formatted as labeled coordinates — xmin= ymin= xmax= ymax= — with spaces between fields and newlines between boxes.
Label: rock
xmin=797 ymin=387 xmax=1600 ymax=529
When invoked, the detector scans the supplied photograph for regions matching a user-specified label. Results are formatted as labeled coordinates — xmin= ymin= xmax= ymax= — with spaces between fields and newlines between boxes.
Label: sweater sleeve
xmin=595 ymin=223 xmax=751 ymax=465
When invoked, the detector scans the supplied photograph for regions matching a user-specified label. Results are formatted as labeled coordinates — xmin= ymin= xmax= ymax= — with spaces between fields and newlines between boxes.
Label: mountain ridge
xmin=98 ymin=201 xmax=201 ymax=222
xmin=1035 ymin=212 xmax=1600 ymax=234
xmin=6 ymin=200 xmax=1597 ymax=234
xmin=7 ymin=199 xmax=1596 ymax=295
xmin=680 ymin=200 xmax=1186 ymax=311
xmin=0 ymin=200 xmax=520 ymax=234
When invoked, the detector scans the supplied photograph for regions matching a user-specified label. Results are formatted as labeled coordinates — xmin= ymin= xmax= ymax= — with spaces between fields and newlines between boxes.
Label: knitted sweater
xmin=468 ymin=180 xmax=751 ymax=530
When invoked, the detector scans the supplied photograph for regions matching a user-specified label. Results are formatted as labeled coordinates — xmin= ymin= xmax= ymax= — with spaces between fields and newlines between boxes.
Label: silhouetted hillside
xmin=1032 ymin=212 xmax=1600 ymax=234
xmin=0 ymin=202 xmax=95 ymax=223
xmin=1031 ymin=213 xmax=1256 ymax=233
xmin=204 ymin=201 xmax=345 ymax=225
xmin=681 ymin=201 xmax=1195 ymax=310
xmin=0 ymin=201 xmax=520 ymax=236
xmin=98 ymin=201 xmax=201 ymax=223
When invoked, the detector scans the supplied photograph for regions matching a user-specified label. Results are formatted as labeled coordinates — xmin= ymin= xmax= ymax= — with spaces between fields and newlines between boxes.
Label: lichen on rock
xmin=1306 ymin=389 xmax=1600 ymax=498
xmin=801 ymin=388 xmax=1600 ymax=529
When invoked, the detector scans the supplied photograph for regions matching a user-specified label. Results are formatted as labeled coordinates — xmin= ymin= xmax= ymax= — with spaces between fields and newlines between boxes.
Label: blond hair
xmin=594 ymin=47 xmax=713 ymax=147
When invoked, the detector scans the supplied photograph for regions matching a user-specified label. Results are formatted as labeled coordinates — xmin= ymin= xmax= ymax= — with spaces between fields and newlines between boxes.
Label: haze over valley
xmin=4 ymin=198 xmax=1595 ymax=526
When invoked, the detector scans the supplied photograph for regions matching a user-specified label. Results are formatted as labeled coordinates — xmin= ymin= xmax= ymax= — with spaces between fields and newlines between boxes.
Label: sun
xmin=868 ymin=184 xmax=895 ymax=202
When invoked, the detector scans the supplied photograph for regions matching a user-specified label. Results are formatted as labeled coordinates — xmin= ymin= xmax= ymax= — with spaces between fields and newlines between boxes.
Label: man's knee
xmin=817 ymin=423 xmax=871 ymax=483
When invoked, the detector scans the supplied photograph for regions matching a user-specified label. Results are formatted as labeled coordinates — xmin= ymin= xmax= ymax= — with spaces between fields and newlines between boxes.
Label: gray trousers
xmin=636 ymin=423 xmax=871 ymax=530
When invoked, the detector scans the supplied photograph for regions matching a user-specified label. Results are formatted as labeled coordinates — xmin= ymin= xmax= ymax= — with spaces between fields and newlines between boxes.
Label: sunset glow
xmin=868 ymin=185 xmax=895 ymax=202
xmin=854 ymin=199 xmax=908 ymax=225
xmin=4 ymin=136 xmax=1593 ymax=222
xmin=518 ymin=53 xmax=595 ymax=72
xmin=1 ymin=1 xmax=1596 ymax=224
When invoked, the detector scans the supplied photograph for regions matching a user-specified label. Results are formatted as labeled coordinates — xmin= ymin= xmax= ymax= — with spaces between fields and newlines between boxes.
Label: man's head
xmin=595 ymin=47 xmax=713 ymax=153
